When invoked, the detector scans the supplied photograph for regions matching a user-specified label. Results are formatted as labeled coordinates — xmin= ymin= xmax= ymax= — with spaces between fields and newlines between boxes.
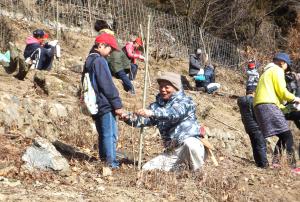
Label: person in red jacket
xmin=123 ymin=37 xmax=145 ymax=80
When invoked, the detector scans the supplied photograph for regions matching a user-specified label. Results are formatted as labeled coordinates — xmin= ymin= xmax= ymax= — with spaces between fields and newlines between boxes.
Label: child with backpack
xmin=82 ymin=33 xmax=125 ymax=168
xmin=94 ymin=20 xmax=135 ymax=94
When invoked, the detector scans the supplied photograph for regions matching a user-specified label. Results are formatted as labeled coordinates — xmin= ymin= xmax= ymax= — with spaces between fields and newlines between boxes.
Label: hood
xmin=263 ymin=62 xmax=278 ymax=72
xmin=99 ymin=29 xmax=115 ymax=36
xmin=85 ymin=52 xmax=101 ymax=71
xmin=26 ymin=36 xmax=40 ymax=45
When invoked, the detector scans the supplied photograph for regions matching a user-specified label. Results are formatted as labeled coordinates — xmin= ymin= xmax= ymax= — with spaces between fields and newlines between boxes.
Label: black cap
xmin=33 ymin=29 xmax=48 ymax=38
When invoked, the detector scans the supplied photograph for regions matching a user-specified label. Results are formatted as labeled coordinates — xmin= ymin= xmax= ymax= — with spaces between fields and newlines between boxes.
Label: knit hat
xmin=95 ymin=33 xmax=119 ymax=51
xmin=157 ymin=72 xmax=182 ymax=90
xmin=273 ymin=52 xmax=291 ymax=67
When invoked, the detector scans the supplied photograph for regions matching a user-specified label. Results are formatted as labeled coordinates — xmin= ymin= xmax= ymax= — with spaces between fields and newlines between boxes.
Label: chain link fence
xmin=0 ymin=0 xmax=240 ymax=67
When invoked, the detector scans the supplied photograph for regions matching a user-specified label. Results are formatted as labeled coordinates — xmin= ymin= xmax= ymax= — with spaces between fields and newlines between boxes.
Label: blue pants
xmin=115 ymin=69 xmax=134 ymax=92
xmin=94 ymin=112 xmax=119 ymax=168
xmin=33 ymin=45 xmax=55 ymax=70
xmin=248 ymin=131 xmax=268 ymax=168
xmin=129 ymin=64 xmax=138 ymax=80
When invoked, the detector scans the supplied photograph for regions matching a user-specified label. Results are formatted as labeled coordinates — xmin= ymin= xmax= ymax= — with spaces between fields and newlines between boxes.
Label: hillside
xmin=0 ymin=13 xmax=300 ymax=202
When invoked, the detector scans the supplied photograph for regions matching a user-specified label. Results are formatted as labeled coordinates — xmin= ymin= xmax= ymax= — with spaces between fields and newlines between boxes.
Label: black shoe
xmin=14 ymin=58 xmax=29 ymax=80
xmin=129 ymin=89 xmax=135 ymax=95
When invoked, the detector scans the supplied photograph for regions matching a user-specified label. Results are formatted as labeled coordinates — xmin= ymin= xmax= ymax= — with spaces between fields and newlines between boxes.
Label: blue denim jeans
xmin=129 ymin=64 xmax=138 ymax=80
xmin=94 ymin=112 xmax=119 ymax=168
xmin=115 ymin=69 xmax=134 ymax=92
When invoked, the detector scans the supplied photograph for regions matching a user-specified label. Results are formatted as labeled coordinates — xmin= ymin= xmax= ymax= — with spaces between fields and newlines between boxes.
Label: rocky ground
xmin=0 ymin=17 xmax=299 ymax=201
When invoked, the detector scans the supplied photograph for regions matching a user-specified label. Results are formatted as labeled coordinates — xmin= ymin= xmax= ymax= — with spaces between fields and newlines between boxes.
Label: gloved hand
xmin=294 ymin=97 xmax=300 ymax=104
xmin=197 ymin=69 xmax=204 ymax=75
xmin=48 ymin=40 xmax=58 ymax=47
xmin=135 ymin=109 xmax=153 ymax=118
xmin=139 ymin=55 xmax=145 ymax=61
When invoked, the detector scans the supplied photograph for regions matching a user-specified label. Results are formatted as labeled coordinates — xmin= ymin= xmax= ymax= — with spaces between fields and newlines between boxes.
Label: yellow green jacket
xmin=254 ymin=63 xmax=295 ymax=107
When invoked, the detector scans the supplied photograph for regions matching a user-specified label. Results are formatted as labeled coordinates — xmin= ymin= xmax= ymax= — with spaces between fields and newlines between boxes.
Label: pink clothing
xmin=26 ymin=36 xmax=41 ymax=45
xmin=125 ymin=41 xmax=143 ymax=64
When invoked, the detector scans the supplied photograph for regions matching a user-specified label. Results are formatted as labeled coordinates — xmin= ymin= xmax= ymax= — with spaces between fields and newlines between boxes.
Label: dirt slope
xmin=0 ymin=17 xmax=299 ymax=202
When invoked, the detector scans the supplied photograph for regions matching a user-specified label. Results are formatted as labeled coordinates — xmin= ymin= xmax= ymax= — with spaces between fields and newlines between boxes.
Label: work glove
xmin=48 ymin=40 xmax=58 ymax=47
xmin=139 ymin=55 xmax=145 ymax=61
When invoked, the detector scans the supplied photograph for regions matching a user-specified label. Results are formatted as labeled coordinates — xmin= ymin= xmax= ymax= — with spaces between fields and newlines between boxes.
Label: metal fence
xmin=0 ymin=0 xmax=240 ymax=67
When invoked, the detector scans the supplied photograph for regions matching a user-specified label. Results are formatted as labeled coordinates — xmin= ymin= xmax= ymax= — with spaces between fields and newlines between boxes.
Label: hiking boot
xmin=287 ymin=153 xmax=296 ymax=168
xmin=14 ymin=57 xmax=29 ymax=80
xmin=129 ymin=89 xmax=135 ymax=95
xmin=206 ymin=86 xmax=218 ymax=94
xmin=195 ymin=87 xmax=205 ymax=92
xmin=6 ymin=57 xmax=19 ymax=74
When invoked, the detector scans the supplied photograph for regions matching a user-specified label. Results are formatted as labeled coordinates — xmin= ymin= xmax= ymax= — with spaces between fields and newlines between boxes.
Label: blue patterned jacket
xmin=126 ymin=90 xmax=200 ymax=147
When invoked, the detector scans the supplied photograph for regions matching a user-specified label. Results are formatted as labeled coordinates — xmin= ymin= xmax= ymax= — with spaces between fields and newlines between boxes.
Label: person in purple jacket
xmin=82 ymin=33 xmax=125 ymax=168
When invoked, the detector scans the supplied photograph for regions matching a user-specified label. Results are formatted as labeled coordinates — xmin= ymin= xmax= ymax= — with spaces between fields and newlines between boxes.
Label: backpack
xmin=81 ymin=54 xmax=99 ymax=115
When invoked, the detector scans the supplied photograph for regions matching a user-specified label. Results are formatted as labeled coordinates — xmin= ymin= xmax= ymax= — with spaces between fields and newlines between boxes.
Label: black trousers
xmin=273 ymin=130 xmax=296 ymax=167
xmin=248 ymin=130 xmax=268 ymax=168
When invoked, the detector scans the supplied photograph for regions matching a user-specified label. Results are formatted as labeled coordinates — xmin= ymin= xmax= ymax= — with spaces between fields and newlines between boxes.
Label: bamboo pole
xmin=56 ymin=1 xmax=59 ymax=39
xmin=87 ymin=0 xmax=93 ymax=37
xmin=139 ymin=24 xmax=151 ymax=87
xmin=137 ymin=14 xmax=151 ymax=170
xmin=199 ymin=28 xmax=206 ymax=55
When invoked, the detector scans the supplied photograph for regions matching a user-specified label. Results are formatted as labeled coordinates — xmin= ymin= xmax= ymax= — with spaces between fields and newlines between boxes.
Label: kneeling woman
xmin=122 ymin=72 xmax=205 ymax=171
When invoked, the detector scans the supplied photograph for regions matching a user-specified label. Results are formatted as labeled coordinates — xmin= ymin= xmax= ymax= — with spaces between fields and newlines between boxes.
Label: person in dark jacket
xmin=189 ymin=49 xmax=220 ymax=93
xmin=94 ymin=20 xmax=135 ymax=94
xmin=284 ymin=71 xmax=300 ymax=159
xmin=195 ymin=65 xmax=221 ymax=94
xmin=237 ymin=89 xmax=268 ymax=168
xmin=23 ymin=29 xmax=56 ymax=70
xmin=82 ymin=33 xmax=125 ymax=168
xmin=189 ymin=48 xmax=203 ymax=76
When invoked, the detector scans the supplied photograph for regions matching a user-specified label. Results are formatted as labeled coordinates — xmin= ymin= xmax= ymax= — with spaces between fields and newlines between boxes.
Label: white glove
xmin=48 ymin=40 xmax=58 ymax=47
xmin=139 ymin=55 xmax=145 ymax=61
xmin=197 ymin=69 xmax=204 ymax=75
xmin=294 ymin=97 xmax=300 ymax=104
xmin=55 ymin=45 xmax=61 ymax=58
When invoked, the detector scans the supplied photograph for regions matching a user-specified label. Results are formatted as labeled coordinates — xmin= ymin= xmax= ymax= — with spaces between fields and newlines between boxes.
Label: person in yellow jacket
xmin=254 ymin=52 xmax=300 ymax=168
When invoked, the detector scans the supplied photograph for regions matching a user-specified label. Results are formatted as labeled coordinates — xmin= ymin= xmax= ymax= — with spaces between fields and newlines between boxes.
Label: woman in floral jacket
xmin=122 ymin=72 xmax=205 ymax=171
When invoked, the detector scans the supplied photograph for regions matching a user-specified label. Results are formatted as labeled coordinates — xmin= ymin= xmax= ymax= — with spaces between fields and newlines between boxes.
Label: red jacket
xmin=124 ymin=42 xmax=143 ymax=64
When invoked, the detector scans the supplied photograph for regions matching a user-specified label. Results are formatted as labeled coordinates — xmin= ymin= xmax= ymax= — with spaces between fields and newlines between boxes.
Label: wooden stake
xmin=200 ymin=138 xmax=218 ymax=166
xmin=87 ymin=0 xmax=93 ymax=37
xmin=139 ymin=24 xmax=151 ymax=87
xmin=199 ymin=28 xmax=206 ymax=54
xmin=56 ymin=1 xmax=59 ymax=40
xmin=138 ymin=15 xmax=151 ymax=170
